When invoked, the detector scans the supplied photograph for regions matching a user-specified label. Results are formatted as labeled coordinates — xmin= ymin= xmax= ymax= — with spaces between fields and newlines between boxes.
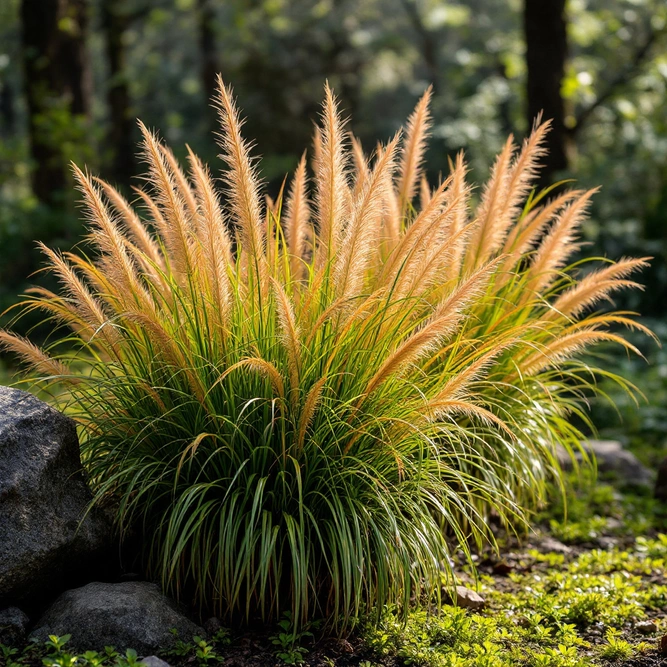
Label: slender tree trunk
xmin=197 ymin=0 xmax=220 ymax=115
xmin=524 ymin=0 xmax=570 ymax=184
xmin=0 ymin=81 xmax=16 ymax=136
xmin=20 ymin=0 xmax=92 ymax=206
xmin=102 ymin=0 xmax=136 ymax=186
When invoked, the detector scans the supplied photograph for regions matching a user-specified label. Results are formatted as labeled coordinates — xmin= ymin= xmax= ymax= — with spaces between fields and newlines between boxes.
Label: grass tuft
xmin=0 ymin=80 xmax=649 ymax=630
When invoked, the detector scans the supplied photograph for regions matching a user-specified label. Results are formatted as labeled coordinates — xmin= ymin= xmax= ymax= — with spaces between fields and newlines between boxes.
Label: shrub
xmin=0 ymin=79 xmax=649 ymax=629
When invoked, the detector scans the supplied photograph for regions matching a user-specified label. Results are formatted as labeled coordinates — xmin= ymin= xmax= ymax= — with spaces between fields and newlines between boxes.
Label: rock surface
xmin=537 ymin=536 xmax=572 ymax=554
xmin=140 ymin=658 xmax=172 ymax=667
xmin=0 ymin=607 xmax=30 ymax=646
xmin=557 ymin=439 xmax=652 ymax=487
xmin=636 ymin=620 xmax=658 ymax=635
xmin=443 ymin=585 xmax=486 ymax=610
xmin=0 ymin=386 xmax=113 ymax=608
xmin=30 ymin=581 xmax=204 ymax=654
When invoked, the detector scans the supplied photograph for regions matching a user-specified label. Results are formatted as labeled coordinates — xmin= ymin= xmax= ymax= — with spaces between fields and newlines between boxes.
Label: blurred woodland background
xmin=0 ymin=0 xmax=666 ymax=325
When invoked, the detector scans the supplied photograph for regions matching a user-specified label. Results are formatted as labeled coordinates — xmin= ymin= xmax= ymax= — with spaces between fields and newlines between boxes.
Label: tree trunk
xmin=524 ymin=0 xmax=570 ymax=184
xmin=197 ymin=0 xmax=220 ymax=115
xmin=20 ymin=0 xmax=92 ymax=206
xmin=0 ymin=81 xmax=16 ymax=137
xmin=102 ymin=0 xmax=136 ymax=187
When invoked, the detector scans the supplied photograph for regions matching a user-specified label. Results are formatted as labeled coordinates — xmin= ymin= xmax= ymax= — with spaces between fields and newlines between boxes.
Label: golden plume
xmin=214 ymin=76 xmax=267 ymax=285
xmin=397 ymin=85 xmax=433 ymax=215
xmin=527 ymin=189 xmax=597 ymax=297
xmin=0 ymin=331 xmax=69 ymax=379
xmin=187 ymin=147 xmax=233 ymax=324
xmin=284 ymin=153 xmax=311 ymax=280
xmin=334 ymin=133 xmax=400 ymax=305
xmin=548 ymin=257 xmax=649 ymax=319
xmin=314 ymin=83 xmax=349 ymax=268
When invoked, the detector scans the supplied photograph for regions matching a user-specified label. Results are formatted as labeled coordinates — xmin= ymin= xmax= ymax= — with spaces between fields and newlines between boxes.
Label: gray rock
xmin=557 ymin=440 xmax=652 ymax=487
xmin=0 ymin=607 xmax=30 ymax=646
xmin=140 ymin=658 xmax=172 ymax=667
xmin=0 ymin=386 xmax=113 ymax=608
xmin=30 ymin=581 xmax=204 ymax=654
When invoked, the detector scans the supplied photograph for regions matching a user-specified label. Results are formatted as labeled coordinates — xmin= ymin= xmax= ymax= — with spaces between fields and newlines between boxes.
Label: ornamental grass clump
xmin=0 ymin=78 xmax=650 ymax=630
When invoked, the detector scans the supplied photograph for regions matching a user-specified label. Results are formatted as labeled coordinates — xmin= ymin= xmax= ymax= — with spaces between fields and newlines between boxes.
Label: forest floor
xmin=5 ymin=472 xmax=667 ymax=667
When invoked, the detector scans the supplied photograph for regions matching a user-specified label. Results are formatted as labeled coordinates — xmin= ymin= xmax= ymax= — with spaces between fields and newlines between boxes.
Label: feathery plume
xmin=334 ymin=133 xmax=400 ymax=304
xmin=501 ymin=190 xmax=582 ymax=262
xmin=296 ymin=378 xmax=327 ymax=452
xmin=527 ymin=189 xmax=597 ymax=296
xmin=95 ymin=178 xmax=164 ymax=269
xmin=444 ymin=152 xmax=470 ymax=282
xmin=363 ymin=261 xmax=496 ymax=398
xmin=419 ymin=174 xmax=432 ymax=210
xmin=138 ymin=121 xmax=195 ymax=277
xmin=548 ymin=257 xmax=649 ymax=319
xmin=284 ymin=153 xmax=311 ymax=280
xmin=214 ymin=76 xmax=266 ymax=284
xmin=314 ymin=83 xmax=349 ymax=268
xmin=501 ymin=119 xmax=549 ymax=234
xmin=72 ymin=164 xmax=152 ymax=308
xmin=0 ymin=331 xmax=69 ymax=378
xmin=350 ymin=135 xmax=370 ymax=198
xmin=38 ymin=243 xmax=120 ymax=350
xmin=463 ymin=135 xmax=515 ymax=272
xmin=272 ymin=279 xmax=302 ymax=402
xmin=397 ymin=86 xmax=433 ymax=215
xmin=519 ymin=329 xmax=637 ymax=376
xmin=187 ymin=147 xmax=233 ymax=323
xmin=159 ymin=144 xmax=199 ymax=220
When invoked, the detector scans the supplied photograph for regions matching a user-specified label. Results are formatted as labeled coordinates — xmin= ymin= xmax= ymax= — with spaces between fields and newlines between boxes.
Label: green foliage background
xmin=0 ymin=0 xmax=666 ymax=455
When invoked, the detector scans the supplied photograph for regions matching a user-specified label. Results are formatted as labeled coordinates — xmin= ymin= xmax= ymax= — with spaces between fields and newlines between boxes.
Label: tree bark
xmin=101 ymin=0 xmax=136 ymax=187
xmin=524 ymin=0 xmax=569 ymax=183
xmin=20 ymin=0 xmax=92 ymax=206
xmin=0 ymin=81 xmax=16 ymax=137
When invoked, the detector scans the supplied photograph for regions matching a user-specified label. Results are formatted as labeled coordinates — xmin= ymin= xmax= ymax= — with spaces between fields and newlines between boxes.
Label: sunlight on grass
xmin=0 ymin=79 xmax=650 ymax=630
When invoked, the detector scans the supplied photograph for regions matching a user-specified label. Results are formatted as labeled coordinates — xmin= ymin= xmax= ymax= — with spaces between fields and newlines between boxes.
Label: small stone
xmin=444 ymin=585 xmax=485 ymax=610
xmin=0 ymin=607 xmax=30 ymax=646
xmin=331 ymin=639 xmax=354 ymax=654
xmin=595 ymin=536 xmax=618 ymax=550
xmin=203 ymin=616 xmax=222 ymax=636
xmin=140 ymin=658 xmax=171 ymax=667
xmin=538 ymin=536 xmax=572 ymax=554
xmin=636 ymin=620 xmax=658 ymax=635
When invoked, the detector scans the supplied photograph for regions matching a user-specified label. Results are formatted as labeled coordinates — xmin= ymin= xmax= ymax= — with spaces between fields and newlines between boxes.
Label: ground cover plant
xmin=0 ymin=78 xmax=651 ymax=631
xmin=5 ymin=502 xmax=667 ymax=667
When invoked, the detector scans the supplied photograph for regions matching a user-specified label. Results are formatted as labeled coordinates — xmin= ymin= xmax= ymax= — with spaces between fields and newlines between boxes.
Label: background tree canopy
xmin=0 ymin=0 xmax=666 ymax=326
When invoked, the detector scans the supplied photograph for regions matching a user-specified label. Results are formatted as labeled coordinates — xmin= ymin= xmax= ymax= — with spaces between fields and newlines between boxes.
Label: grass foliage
xmin=366 ymin=536 xmax=667 ymax=667
xmin=0 ymin=79 xmax=650 ymax=628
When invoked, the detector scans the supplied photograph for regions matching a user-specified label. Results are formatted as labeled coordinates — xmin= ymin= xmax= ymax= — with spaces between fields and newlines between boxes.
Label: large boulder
xmin=30 ymin=582 xmax=204 ymax=654
xmin=0 ymin=386 xmax=113 ymax=608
